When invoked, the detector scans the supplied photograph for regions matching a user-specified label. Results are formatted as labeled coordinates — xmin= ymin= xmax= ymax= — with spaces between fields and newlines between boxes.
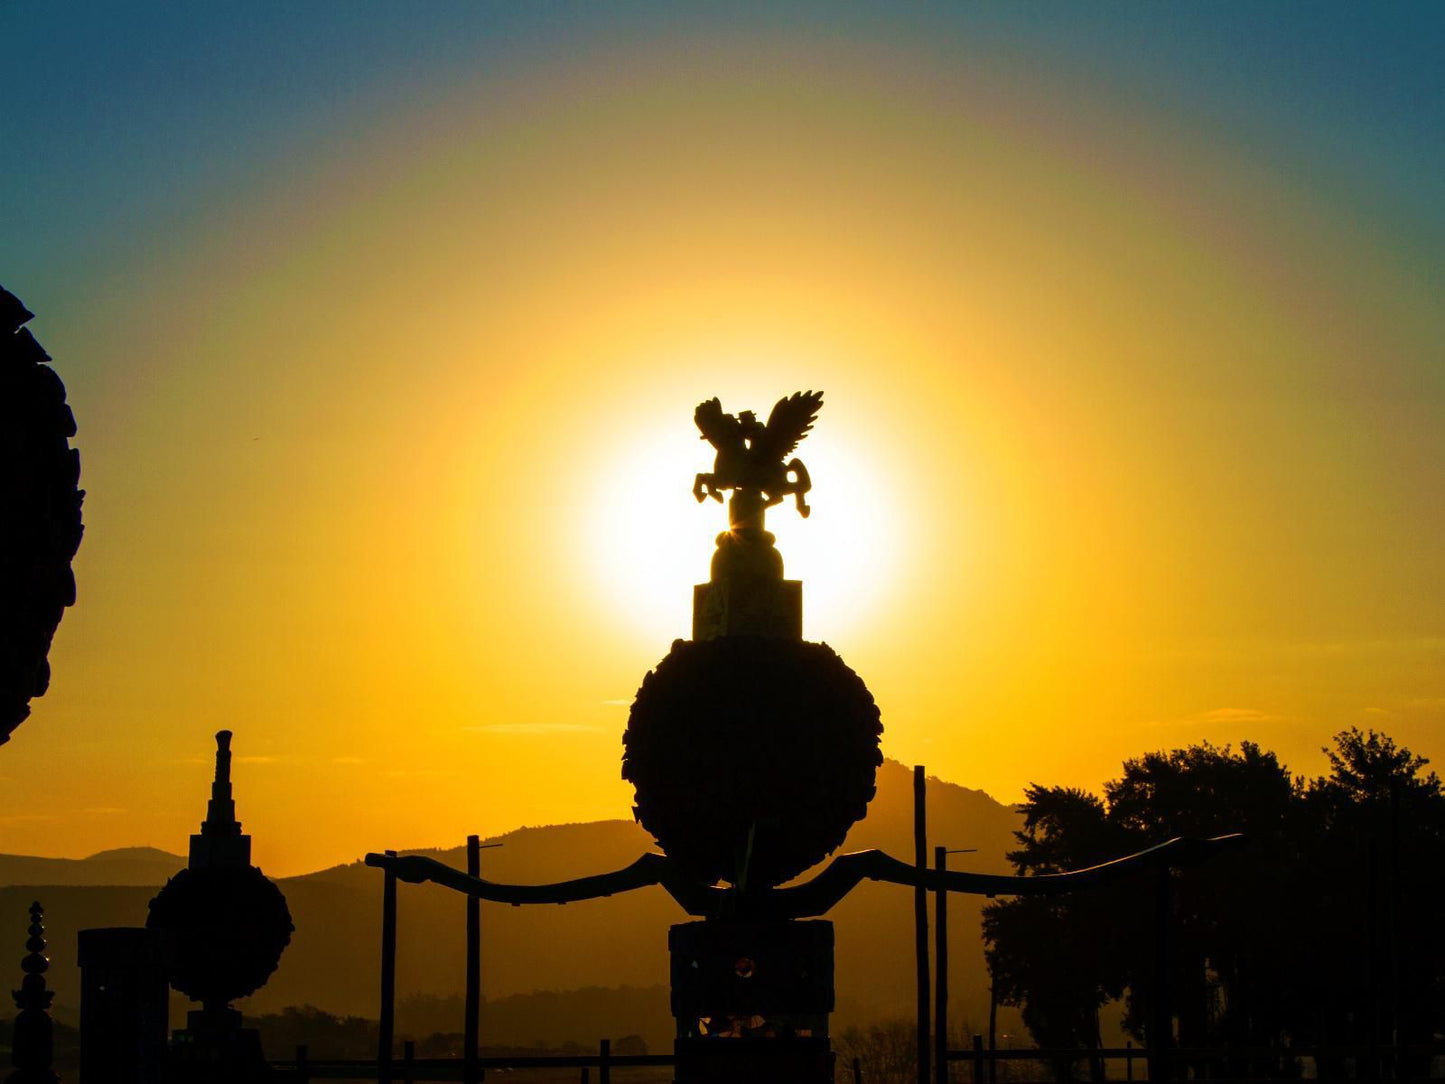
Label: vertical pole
xmin=379 ymin=850 xmax=398 ymax=1084
xmin=914 ymin=765 xmax=931 ymax=1084
xmin=1388 ymin=780 xmax=1402 ymax=1078
xmin=971 ymin=1034 xmax=984 ymax=1084
xmin=853 ymin=1055 xmax=863 ymax=1084
xmin=296 ymin=1043 xmax=309 ymax=1084
xmin=1125 ymin=1041 xmax=1133 ymax=1082
xmin=403 ymin=1039 xmax=416 ymax=1084
xmin=1149 ymin=865 xmax=1170 ymax=1084
xmin=987 ymin=984 xmax=998 ymax=1083
xmin=935 ymin=845 xmax=949 ymax=1084
xmin=1366 ymin=829 xmax=1380 ymax=1081
xmin=599 ymin=1037 xmax=611 ymax=1084
xmin=465 ymin=834 xmax=481 ymax=1084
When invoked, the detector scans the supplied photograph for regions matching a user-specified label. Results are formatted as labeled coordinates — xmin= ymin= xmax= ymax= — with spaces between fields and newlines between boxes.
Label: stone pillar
xmin=669 ymin=919 xmax=834 ymax=1084
xmin=77 ymin=928 xmax=168 ymax=1084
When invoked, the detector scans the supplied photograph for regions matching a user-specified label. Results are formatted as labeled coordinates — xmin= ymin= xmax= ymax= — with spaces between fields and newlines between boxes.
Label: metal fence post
xmin=1149 ymin=865 xmax=1171 ymax=1084
xmin=379 ymin=849 xmax=398 ymax=1084
xmin=935 ymin=845 xmax=949 ymax=1084
xmin=599 ymin=1037 xmax=611 ymax=1084
xmin=465 ymin=834 xmax=481 ymax=1084
xmin=914 ymin=766 xmax=931 ymax=1084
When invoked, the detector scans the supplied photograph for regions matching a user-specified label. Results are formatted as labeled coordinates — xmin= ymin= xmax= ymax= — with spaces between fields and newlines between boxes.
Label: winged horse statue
xmin=692 ymin=390 xmax=822 ymax=519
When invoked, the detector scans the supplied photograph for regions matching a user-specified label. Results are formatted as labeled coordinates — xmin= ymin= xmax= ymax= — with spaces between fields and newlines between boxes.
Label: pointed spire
xmin=8 ymin=900 xmax=58 ymax=1083
xmin=188 ymin=730 xmax=252 ymax=870
xmin=12 ymin=901 xmax=52 ymax=1013
xmin=201 ymin=729 xmax=241 ymax=837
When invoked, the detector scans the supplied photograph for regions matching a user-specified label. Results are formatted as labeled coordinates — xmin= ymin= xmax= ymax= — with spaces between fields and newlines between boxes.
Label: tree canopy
xmin=983 ymin=730 xmax=1445 ymax=1079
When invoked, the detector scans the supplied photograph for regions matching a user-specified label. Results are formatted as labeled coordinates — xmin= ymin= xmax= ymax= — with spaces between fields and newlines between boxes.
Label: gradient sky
xmin=3 ymin=3 xmax=1442 ymax=875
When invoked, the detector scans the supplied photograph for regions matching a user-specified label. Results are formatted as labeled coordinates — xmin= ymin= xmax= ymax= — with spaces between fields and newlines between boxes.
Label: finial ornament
xmin=201 ymin=729 xmax=240 ymax=838
xmin=693 ymin=391 xmax=822 ymax=531
xmin=7 ymin=900 xmax=59 ymax=1084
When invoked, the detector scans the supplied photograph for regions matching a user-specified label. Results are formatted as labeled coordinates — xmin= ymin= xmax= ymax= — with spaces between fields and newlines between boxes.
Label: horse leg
xmin=786 ymin=459 xmax=813 ymax=517
xmin=694 ymin=473 xmax=723 ymax=503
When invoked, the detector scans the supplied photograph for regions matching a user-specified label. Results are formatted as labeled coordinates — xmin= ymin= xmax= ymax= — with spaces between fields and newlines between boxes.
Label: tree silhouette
xmin=983 ymin=733 xmax=1445 ymax=1080
xmin=0 ymin=286 xmax=83 ymax=745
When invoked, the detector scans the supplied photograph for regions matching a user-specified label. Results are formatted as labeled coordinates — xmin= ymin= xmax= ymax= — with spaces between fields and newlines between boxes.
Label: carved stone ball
xmin=623 ymin=637 xmax=883 ymax=889
xmin=146 ymin=865 xmax=293 ymax=1009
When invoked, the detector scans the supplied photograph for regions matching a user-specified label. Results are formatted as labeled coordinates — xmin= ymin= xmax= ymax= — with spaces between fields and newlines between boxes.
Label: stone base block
xmin=693 ymin=578 xmax=801 ymax=640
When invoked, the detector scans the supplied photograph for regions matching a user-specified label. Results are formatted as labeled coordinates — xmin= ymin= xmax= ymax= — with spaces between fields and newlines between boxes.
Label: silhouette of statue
xmin=690 ymin=392 xmax=822 ymax=641
xmin=693 ymin=391 xmax=820 ymax=528
xmin=0 ymin=287 xmax=84 ymax=746
xmin=147 ymin=732 xmax=292 ymax=1082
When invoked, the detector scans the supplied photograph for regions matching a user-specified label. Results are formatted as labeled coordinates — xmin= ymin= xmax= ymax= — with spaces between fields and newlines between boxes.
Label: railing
xmin=941 ymin=1036 xmax=1445 ymax=1082
xmin=274 ymin=1037 xmax=674 ymax=1082
xmin=272 ymin=1038 xmax=1445 ymax=1083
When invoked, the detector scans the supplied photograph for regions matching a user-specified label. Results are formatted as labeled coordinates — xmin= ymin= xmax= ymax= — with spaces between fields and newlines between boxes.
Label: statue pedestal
xmin=692 ymin=529 xmax=801 ymax=640
xmin=669 ymin=919 xmax=834 ymax=1083
xmin=167 ymin=1009 xmax=269 ymax=1083
xmin=693 ymin=579 xmax=801 ymax=640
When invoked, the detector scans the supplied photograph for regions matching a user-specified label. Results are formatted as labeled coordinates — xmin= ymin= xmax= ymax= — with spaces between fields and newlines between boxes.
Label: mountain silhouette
xmin=0 ymin=760 xmax=1024 ymax=1045
xmin=0 ymin=847 xmax=184 ymax=887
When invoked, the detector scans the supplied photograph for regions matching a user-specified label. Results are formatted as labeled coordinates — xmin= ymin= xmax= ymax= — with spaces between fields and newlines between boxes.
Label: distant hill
xmin=0 ymin=760 xmax=1027 ymax=1045
xmin=0 ymin=846 xmax=184 ymax=886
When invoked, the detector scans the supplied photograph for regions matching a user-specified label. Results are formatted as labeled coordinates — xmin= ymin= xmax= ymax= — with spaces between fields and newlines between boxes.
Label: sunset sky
xmin=3 ymin=4 xmax=1442 ymax=875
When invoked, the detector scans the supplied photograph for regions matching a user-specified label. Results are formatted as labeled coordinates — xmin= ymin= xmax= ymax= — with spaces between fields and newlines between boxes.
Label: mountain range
xmin=0 ymin=760 xmax=1028 ymax=1049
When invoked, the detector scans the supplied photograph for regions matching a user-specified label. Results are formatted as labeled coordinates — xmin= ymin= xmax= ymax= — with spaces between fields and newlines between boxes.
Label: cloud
xmin=464 ymin=723 xmax=605 ymax=735
xmin=1190 ymin=708 xmax=1284 ymax=724
xmin=331 ymin=756 xmax=367 ymax=765
xmin=236 ymin=755 xmax=277 ymax=764
xmin=79 ymin=807 xmax=127 ymax=816
xmin=1148 ymin=706 xmax=1291 ymax=728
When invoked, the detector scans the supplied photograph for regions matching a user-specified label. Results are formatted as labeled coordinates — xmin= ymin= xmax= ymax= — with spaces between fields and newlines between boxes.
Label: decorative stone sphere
xmin=623 ymin=636 xmax=883 ymax=889
xmin=146 ymin=865 xmax=293 ymax=1009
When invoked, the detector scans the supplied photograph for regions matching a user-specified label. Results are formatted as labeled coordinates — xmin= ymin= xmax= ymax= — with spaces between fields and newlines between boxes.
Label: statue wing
xmin=694 ymin=397 xmax=735 ymax=448
xmin=756 ymin=390 xmax=823 ymax=461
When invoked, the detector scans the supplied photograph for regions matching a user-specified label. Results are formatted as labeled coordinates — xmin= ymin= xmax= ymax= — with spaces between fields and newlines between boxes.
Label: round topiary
xmin=146 ymin=865 xmax=293 ymax=1010
xmin=622 ymin=636 xmax=882 ymax=889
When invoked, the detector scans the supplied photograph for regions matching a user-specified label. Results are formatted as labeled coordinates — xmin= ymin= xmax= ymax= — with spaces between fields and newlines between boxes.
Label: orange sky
xmin=4 ymin=21 xmax=1442 ymax=875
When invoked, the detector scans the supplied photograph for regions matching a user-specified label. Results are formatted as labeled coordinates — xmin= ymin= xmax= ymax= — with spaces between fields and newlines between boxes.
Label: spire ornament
xmin=147 ymin=732 xmax=292 ymax=1081
xmin=7 ymin=901 xmax=59 ymax=1084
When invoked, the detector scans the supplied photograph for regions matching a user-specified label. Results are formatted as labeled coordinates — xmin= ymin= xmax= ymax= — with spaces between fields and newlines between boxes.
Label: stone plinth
xmin=692 ymin=528 xmax=801 ymax=641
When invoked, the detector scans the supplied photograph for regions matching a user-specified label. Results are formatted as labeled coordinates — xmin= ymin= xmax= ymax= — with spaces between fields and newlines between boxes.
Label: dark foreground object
xmin=78 ymin=927 xmax=168 ymax=1084
xmin=0 ymin=285 xmax=83 ymax=745
xmin=670 ymin=918 xmax=835 ymax=1084
xmin=623 ymin=636 xmax=882 ymax=888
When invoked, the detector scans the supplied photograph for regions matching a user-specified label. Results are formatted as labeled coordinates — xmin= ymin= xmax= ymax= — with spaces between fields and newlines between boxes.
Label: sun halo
xmin=584 ymin=423 xmax=897 ymax=648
